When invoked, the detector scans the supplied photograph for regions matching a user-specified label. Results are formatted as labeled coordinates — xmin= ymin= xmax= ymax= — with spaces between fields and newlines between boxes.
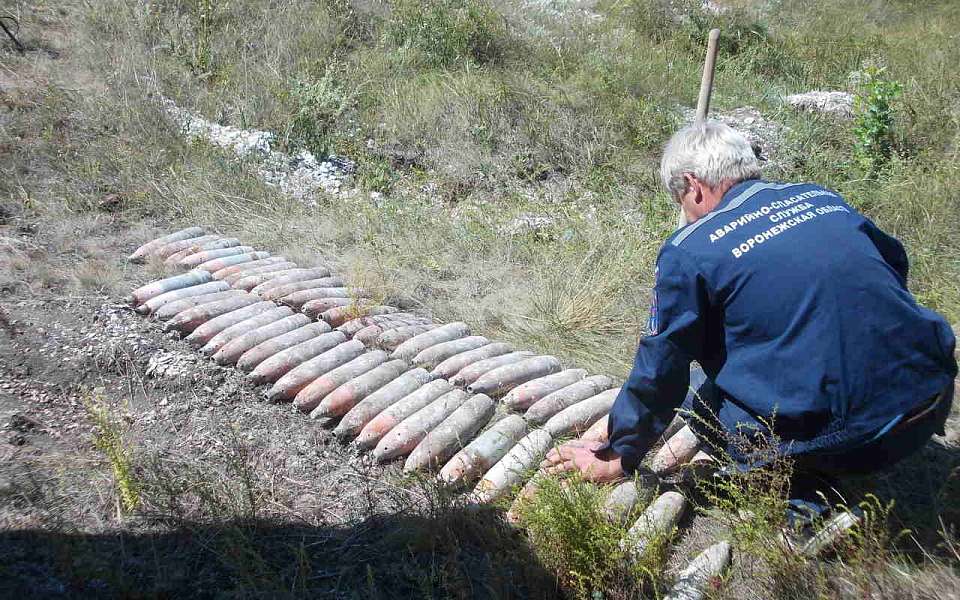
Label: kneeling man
xmin=543 ymin=121 xmax=957 ymax=505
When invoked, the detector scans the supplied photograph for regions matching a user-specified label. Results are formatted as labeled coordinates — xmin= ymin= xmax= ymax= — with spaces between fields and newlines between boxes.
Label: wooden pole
xmin=678 ymin=28 xmax=721 ymax=228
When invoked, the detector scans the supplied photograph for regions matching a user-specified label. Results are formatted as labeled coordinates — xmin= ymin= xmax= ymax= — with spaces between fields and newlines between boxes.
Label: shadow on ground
xmin=0 ymin=508 xmax=559 ymax=599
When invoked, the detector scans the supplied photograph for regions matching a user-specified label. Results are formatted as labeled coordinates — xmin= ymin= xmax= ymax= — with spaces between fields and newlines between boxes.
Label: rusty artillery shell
xmin=625 ymin=491 xmax=687 ymax=557
xmin=431 ymin=342 xmax=512 ymax=380
xmin=212 ymin=256 xmax=286 ymax=280
xmin=197 ymin=251 xmax=271 ymax=273
xmin=412 ymin=336 xmax=490 ymax=369
xmin=663 ymin=541 xmax=732 ymax=600
xmin=449 ymin=351 xmax=535 ymax=388
xmin=213 ymin=314 xmax=312 ymax=365
xmin=276 ymin=288 xmax=352 ymax=309
xmin=293 ymin=350 xmax=389 ymax=413
xmin=310 ymin=359 xmax=409 ymax=419
xmin=137 ymin=280 xmax=230 ymax=315
xmin=152 ymin=290 xmax=246 ymax=321
xmin=250 ymin=268 xmax=333 ymax=296
xmin=236 ymin=322 xmax=331 ymax=372
xmin=250 ymin=331 xmax=348 ymax=386
xmin=524 ymin=375 xmax=618 ymax=425
xmin=390 ymin=322 xmax=471 ymax=362
xmin=353 ymin=324 xmax=385 ymax=346
xmin=437 ymin=414 xmax=528 ymax=488
xmin=467 ymin=355 xmax=562 ymax=397
xmin=200 ymin=306 xmax=295 ymax=356
xmin=165 ymin=237 xmax=241 ymax=265
xmin=334 ymin=368 xmax=433 ymax=440
xmin=322 ymin=305 xmax=399 ymax=328
xmin=128 ymin=227 xmax=205 ymax=262
xmin=163 ymin=294 xmax=262 ymax=333
xmin=264 ymin=338 xmax=363 ymax=399
xmin=230 ymin=264 xmax=301 ymax=289
xmin=579 ymin=414 xmax=609 ymax=443
xmin=471 ymin=429 xmax=553 ymax=505
xmin=371 ymin=389 xmax=470 ymax=463
xmin=183 ymin=300 xmax=277 ymax=345
xmin=261 ymin=277 xmax=346 ymax=301
xmin=404 ymin=394 xmax=496 ymax=473
xmin=300 ymin=297 xmax=353 ymax=317
xmin=354 ymin=380 xmax=454 ymax=450
xmin=128 ymin=269 xmax=214 ymax=306
xmin=543 ymin=388 xmax=618 ymax=437
xmin=649 ymin=425 xmax=701 ymax=475
xmin=337 ymin=313 xmax=423 ymax=337
xmin=152 ymin=234 xmax=220 ymax=260
xmin=178 ymin=245 xmax=255 ymax=269
xmin=502 ymin=369 xmax=589 ymax=411
xmin=377 ymin=325 xmax=437 ymax=351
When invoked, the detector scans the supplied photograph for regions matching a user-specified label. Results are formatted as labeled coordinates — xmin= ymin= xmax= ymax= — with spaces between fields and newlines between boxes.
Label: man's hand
xmin=539 ymin=440 xmax=625 ymax=483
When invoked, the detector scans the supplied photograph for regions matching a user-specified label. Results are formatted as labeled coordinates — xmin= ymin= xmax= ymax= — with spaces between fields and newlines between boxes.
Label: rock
xmin=785 ymin=91 xmax=854 ymax=119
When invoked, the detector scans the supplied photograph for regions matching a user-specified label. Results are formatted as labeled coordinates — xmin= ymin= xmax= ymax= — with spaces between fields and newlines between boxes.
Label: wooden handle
xmin=695 ymin=28 xmax=721 ymax=122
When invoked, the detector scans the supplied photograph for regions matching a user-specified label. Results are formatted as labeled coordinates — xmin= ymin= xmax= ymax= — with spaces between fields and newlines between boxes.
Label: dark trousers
xmin=681 ymin=366 xmax=954 ymax=505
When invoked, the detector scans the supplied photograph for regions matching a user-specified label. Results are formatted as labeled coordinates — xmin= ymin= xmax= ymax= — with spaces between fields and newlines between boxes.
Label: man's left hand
xmin=539 ymin=440 xmax=625 ymax=483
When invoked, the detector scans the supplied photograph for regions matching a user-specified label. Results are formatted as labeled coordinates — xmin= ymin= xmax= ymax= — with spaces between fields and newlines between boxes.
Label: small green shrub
xmin=85 ymin=389 xmax=140 ymax=513
xmin=386 ymin=0 xmax=510 ymax=67
xmin=853 ymin=65 xmax=903 ymax=174
xmin=281 ymin=68 xmax=353 ymax=158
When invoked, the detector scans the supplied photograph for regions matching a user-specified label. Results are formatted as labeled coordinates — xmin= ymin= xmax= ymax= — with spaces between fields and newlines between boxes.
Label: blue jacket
xmin=608 ymin=179 xmax=958 ymax=471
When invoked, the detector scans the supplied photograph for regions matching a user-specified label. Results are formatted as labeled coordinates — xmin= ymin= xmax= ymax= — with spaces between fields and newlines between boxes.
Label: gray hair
xmin=660 ymin=121 xmax=761 ymax=198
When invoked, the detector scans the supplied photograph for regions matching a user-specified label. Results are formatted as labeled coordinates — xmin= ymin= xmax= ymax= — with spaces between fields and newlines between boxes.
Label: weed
xmin=281 ymin=68 xmax=354 ymax=158
xmin=84 ymin=389 xmax=140 ymax=513
xmin=386 ymin=0 xmax=510 ymax=68
xmin=853 ymin=65 xmax=903 ymax=175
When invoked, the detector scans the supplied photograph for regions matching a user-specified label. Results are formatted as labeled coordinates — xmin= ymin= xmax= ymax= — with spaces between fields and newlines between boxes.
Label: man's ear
xmin=683 ymin=173 xmax=703 ymax=204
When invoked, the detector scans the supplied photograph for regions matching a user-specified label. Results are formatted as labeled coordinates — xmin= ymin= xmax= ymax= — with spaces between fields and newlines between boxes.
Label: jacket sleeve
xmin=607 ymin=244 xmax=707 ymax=473
xmin=860 ymin=217 xmax=909 ymax=284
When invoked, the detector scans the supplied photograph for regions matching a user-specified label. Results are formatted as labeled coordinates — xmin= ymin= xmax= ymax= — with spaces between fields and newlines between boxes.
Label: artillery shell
xmin=367 ymin=313 xmax=432 ymax=326
xmin=524 ymin=375 xmax=618 ymax=425
xmin=544 ymin=388 xmax=618 ymax=437
xmin=250 ymin=331 xmax=349 ymax=386
xmin=354 ymin=380 xmax=454 ymax=450
xmin=663 ymin=541 xmax=731 ymax=600
xmin=278 ymin=288 xmax=354 ymax=309
xmin=152 ymin=234 xmax=220 ymax=260
xmin=334 ymin=368 xmax=433 ymax=440
xmin=137 ymin=280 xmax=230 ymax=315
xmin=625 ymin=491 xmax=687 ymax=557
xmin=352 ymin=324 xmax=385 ymax=346
xmin=230 ymin=265 xmax=301 ymax=289
xmin=467 ymin=356 xmax=563 ymax=397
xmin=264 ymin=338 xmax=363 ymax=399
xmin=236 ymin=322 xmax=331 ymax=372
xmin=183 ymin=300 xmax=277 ymax=345
xmin=293 ymin=350 xmax=389 ymax=413
xmin=502 ymin=369 xmax=589 ymax=411
xmin=437 ymin=414 xmax=528 ymax=488
xmin=213 ymin=314 xmax=311 ymax=365
xmin=178 ymin=246 xmax=255 ymax=269
xmin=197 ymin=251 xmax=271 ymax=273
xmin=163 ymin=294 xmax=262 ymax=333
xmin=371 ymin=389 xmax=470 ymax=463
xmin=649 ymin=425 xmax=701 ymax=475
xmin=128 ymin=269 xmax=214 ymax=306
xmin=128 ymin=227 xmax=205 ymax=262
xmin=165 ymin=237 xmax=241 ymax=265
xmin=300 ymin=297 xmax=354 ymax=317
xmin=391 ymin=322 xmax=471 ymax=362
xmin=412 ymin=336 xmax=490 ymax=369
xmin=249 ymin=268 xmax=333 ymax=296
xmin=603 ymin=478 xmax=655 ymax=525
xmin=404 ymin=394 xmax=496 ymax=472
xmin=153 ymin=290 xmax=246 ymax=321
xmin=377 ymin=325 xmax=437 ymax=351
xmin=212 ymin=256 xmax=286 ymax=280
xmin=449 ymin=351 xmax=535 ymax=388
xmin=471 ymin=428 xmax=553 ymax=505
xmin=579 ymin=414 xmax=610 ymax=443
xmin=322 ymin=305 xmax=399 ymax=328
xmin=431 ymin=342 xmax=513 ymax=380
xmin=337 ymin=313 xmax=418 ymax=337
xmin=261 ymin=277 xmax=346 ymax=301
xmin=200 ymin=306 xmax=295 ymax=355
xmin=310 ymin=359 xmax=410 ymax=419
